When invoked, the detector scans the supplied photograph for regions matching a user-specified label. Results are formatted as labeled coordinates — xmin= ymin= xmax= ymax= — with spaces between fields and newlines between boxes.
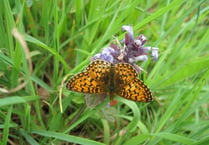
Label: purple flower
xmin=151 ymin=47 xmax=159 ymax=62
xmin=91 ymin=25 xmax=159 ymax=72
xmin=91 ymin=47 xmax=119 ymax=63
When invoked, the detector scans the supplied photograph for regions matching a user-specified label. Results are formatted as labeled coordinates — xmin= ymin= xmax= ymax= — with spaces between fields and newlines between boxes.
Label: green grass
xmin=0 ymin=0 xmax=209 ymax=144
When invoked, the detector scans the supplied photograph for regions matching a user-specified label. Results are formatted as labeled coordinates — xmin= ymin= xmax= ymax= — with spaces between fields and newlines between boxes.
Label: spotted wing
xmin=66 ymin=60 xmax=111 ymax=94
xmin=116 ymin=78 xmax=152 ymax=102
xmin=86 ymin=60 xmax=111 ymax=82
xmin=114 ymin=63 xmax=152 ymax=102
xmin=114 ymin=63 xmax=137 ymax=85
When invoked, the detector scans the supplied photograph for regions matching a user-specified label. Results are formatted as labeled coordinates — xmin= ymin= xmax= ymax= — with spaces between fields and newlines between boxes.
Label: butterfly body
xmin=66 ymin=60 xmax=152 ymax=102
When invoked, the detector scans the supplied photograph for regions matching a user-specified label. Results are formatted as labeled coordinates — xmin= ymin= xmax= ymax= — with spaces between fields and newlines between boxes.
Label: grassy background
xmin=0 ymin=0 xmax=209 ymax=144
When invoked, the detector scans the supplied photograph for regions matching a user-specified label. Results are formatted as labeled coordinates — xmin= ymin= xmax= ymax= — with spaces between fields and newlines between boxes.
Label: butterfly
xmin=66 ymin=60 xmax=152 ymax=102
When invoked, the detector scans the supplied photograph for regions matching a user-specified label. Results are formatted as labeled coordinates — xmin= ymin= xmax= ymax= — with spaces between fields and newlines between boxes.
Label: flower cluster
xmin=91 ymin=25 xmax=158 ymax=72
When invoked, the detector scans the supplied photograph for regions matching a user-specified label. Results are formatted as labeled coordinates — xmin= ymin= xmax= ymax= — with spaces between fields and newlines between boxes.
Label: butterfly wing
xmin=114 ymin=63 xmax=152 ymax=102
xmin=114 ymin=63 xmax=137 ymax=85
xmin=66 ymin=72 xmax=103 ymax=93
xmin=116 ymin=78 xmax=152 ymax=102
xmin=86 ymin=60 xmax=111 ymax=82
xmin=66 ymin=60 xmax=111 ymax=94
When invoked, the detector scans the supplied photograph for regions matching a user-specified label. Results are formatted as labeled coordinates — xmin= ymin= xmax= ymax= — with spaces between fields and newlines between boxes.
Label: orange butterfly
xmin=66 ymin=60 xmax=152 ymax=102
